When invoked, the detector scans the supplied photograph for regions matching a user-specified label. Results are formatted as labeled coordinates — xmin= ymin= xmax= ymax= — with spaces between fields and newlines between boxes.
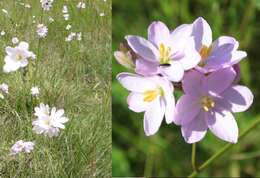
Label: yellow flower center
xmin=143 ymin=88 xmax=163 ymax=102
xmin=199 ymin=45 xmax=212 ymax=67
xmin=16 ymin=54 xmax=23 ymax=61
xmin=159 ymin=43 xmax=171 ymax=64
xmin=200 ymin=96 xmax=215 ymax=112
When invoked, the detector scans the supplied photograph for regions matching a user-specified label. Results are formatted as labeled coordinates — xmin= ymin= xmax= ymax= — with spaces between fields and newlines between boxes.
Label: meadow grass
xmin=0 ymin=0 xmax=111 ymax=177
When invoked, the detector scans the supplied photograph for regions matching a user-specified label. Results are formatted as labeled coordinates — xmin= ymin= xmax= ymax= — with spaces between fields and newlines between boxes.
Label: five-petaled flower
xmin=126 ymin=21 xmax=200 ymax=82
xmin=117 ymin=73 xmax=175 ymax=136
xmin=174 ymin=68 xmax=253 ymax=143
xmin=3 ymin=41 xmax=35 ymax=73
xmin=191 ymin=17 xmax=247 ymax=73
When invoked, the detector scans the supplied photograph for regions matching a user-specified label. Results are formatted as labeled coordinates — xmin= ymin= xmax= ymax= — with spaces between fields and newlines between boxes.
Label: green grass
xmin=113 ymin=0 xmax=260 ymax=177
xmin=0 ymin=0 xmax=111 ymax=177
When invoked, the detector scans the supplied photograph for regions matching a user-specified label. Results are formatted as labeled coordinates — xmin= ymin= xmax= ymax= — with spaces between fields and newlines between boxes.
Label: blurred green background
xmin=112 ymin=0 xmax=260 ymax=177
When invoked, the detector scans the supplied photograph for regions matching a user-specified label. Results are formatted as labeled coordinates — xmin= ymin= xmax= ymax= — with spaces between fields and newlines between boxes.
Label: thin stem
xmin=188 ymin=117 xmax=260 ymax=178
xmin=191 ymin=143 xmax=197 ymax=172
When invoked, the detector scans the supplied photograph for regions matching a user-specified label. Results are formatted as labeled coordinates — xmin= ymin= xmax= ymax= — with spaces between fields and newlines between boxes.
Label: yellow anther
xmin=199 ymin=45 xmax=212 ymax=67
xmin=159 ymin=43 xmax=171 ymax=64
xmin=200 ymin=96 xmax=215 ymax=112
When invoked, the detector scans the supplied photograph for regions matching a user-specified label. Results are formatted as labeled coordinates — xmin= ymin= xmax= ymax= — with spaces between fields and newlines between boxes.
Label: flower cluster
xmin=115 ymin=17 xmax=253 ymax=143
xmin=10 ymin=140 xmax=34 ymax=155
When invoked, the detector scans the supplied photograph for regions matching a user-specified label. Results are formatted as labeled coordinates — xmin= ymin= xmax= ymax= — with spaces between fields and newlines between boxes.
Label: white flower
xmin=1 ymin=31 xmax=5 ymax=36
xmin=66 ymin=24 xmax=71 ymax=30
xmin=63 ymin=14 xmax=70 ymax=21
xmin=77 ymin=32 xmax=82 ymax=41
xmin=99 ymin=12 xmax=105 ymax=17
xmin=65 ymin=32 xmax=76 ymax=42
xmin=77 ymin=2 xmax=86 ymax=9
xmin=12 ymin=37 xmax=19 ymax=44
xmin=10 ymin=140 xmax=35 ymax=155
xmin=32 ymin=103 xmax=69 ymax=137
xmin=25 ymin=4 xmax=31 ymax=8
xmin=40 ymin=0 xmax=54 ymax=11
xmin=62 ymin=5 xmax=68 ymax=13
xmin=0 ymin=83 xmax=8 ymax=94
xmin=2 ymin=9 xmax=8 ymax=14
xmin=36 ymin=24 xmax=48 ymax=38
xmin=48 ymin=17 xmax=54 ymax=23
xmin=31 ymin=86 xmax=40 ymax=96
xmin=3 ymin=41 xmax=35 ymax=73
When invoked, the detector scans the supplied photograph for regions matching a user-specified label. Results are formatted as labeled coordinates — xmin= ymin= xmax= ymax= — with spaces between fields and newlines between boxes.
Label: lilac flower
xmin=191 ymin=17 xmax=247 ymax=73
xmin=117 ymin=73 xmax=175 ymax=136
xmin=126 ymin=21 xmax=200 ymax=82
xmin=174 ymin=68 xmax=253 ymax=143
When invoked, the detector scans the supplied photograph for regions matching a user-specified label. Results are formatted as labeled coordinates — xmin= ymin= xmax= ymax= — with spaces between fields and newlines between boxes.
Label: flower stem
xmin=191 ymin=143 xmax=197 ymax=172
xmin=188 ymin=117 xmax=260 ymax=178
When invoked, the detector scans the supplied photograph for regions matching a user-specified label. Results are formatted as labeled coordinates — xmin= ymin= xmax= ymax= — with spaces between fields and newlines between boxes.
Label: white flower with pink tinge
xmin=10 ymin=140 xmax=35 ymax=155
xmin=32 ymin=103 xmax=69 ymax=137
xmin=3 ymin=41 xmax=35 ymax=73
xmin=37 ymin=24 xmax=48 ymax=38
xmin=117 ymin=73 xmax=175 ymax=136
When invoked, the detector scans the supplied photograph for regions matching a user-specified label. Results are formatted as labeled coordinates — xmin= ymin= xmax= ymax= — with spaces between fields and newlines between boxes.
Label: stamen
xmin=200 ymin=96 xmax=215 ymax=112
xmin=199 ymin=45 xmax=212 ymax=67
xmin=159 ymin=43 xmax=171 ymax=64
xmin=143 ymin=90 xmax=158 ymax=102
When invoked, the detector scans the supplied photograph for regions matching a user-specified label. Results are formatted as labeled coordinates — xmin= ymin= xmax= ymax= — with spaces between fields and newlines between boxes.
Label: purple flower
xmin=174 ymin=68 xmax=253 ymax=143
xmin=117 ymin=73 xmax=175 ymax=136
xmin=126 ymin=21 xmax=200 ymax=82
xmin=192 ymin=17 xmax=247 ymax=73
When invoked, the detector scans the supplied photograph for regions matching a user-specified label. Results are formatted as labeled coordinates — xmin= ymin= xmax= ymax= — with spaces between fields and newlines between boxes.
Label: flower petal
xmin=178 ymin=37 xmax=201 ymax=70
xmin=174 ymin=95 xmax=201 ymax=125
xmin=117 ymin=73 xmax=156 ymax=92
xmin=159 ymin=61 xmax=184 ymax=82
xmin=219 ymin=85 xmax=253 ymax=113
xmin=205 ymin=67 xmax=236 ymax=94
xmin=127 ymin=92 xmax=152 ymax=113
xmin=182 ymin=70 xmax=205 ymax=96
xmin=205 ymin=36 xmax=237 ymax=70
xmin=144 ymin=98 xmax=165 ymax=136
xmin=125 ymin=35 xmax=159 ymax=62
xmin=181 ymin=111 xmax=208 ymax=143
xmin=135 ymin=58 xmax=159 ymax=76
xmin=192 ymin=17 xmax=212 ymax=50
xmin=148 ymin=21 xmax=170 ymax=47
xmin=170 ymin=24 xmax=192 ymax=52
xmin=207 ymin=108 xmax=238 ymax=143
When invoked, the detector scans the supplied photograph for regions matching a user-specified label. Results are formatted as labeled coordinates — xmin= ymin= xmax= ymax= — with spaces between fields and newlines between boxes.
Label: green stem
xmin=191 ymin=143 xmax=197 ymax=172
xmin=188 ymin=117 xmax=260 ymax=178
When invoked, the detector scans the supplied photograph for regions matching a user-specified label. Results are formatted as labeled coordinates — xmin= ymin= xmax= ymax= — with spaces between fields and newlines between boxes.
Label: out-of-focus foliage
xmin=112 ymin=0 xmax=260 ymax=177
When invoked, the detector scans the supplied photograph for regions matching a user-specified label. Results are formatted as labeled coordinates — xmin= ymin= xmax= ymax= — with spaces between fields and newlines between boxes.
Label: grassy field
xmin=112 ymin=0 xmax=260 ymax=177
xmin=0 ymin=0 xmax=111 ymax=177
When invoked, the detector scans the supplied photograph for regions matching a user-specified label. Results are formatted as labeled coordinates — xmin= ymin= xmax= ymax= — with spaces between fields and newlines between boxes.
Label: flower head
xmin=3 ymin=41 xmax=35 ymax=73
xmin=10 ymin=140 xmax=34 ymax=155
xmin=31 ymin=86 xmax=40 ymax=96
xmin=117 ymin=73 xmax=175 ymax=136
xmin=77 ymin=2 xmax=86 ymax=9
xmin=126 ymin=21 xmax=200 ymax=82
xmin=191 ymin=17 xmax=247 ymax=73
xmin=40 ymin=0 xmax=54 ymax=11
xmin=32 ymin=103 xmax=69 ymax=137
xmin=12 ymin=37 xmax=19 ymax=44
xmin=174 ymin=68 xmax=253 ymax=143
xmin=37 ymin=24 xmax=48 ymax=38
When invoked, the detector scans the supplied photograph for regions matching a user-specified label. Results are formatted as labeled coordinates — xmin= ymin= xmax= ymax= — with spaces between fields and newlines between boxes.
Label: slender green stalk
xmin=188 ymin=117 xmax=260 ymax=178
xmin=191 ymin=143 xmax=197 ymax=172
